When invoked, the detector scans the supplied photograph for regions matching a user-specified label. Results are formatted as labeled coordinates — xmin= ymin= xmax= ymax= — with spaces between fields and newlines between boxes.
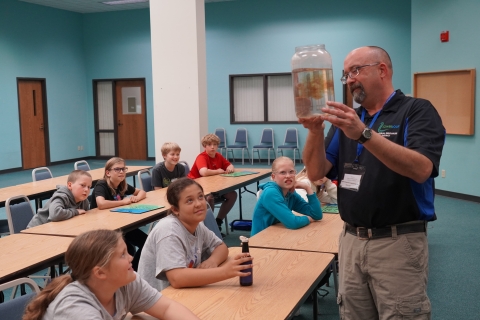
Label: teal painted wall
xmin=0 ymin=0 xmax=411 ymax=172
xmin=83 ymin=9 xmax=154 ymax=157
xmin=412 ymin=0 xmax=480 ymax=196
xmin=205 ymin=0 xmax=411 ymax=160
xmin=0 ymin=0 xmax=89 ymax=170
xmin=2 ymin=0 xmax=474 ymax=198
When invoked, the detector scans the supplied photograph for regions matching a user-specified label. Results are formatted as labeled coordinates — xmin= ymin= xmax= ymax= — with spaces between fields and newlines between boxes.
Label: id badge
xmin=339 ymin=163 xmax=366 ymax=192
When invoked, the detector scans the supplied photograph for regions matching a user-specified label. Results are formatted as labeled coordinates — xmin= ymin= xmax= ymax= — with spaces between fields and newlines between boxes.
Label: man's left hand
xmin=321 ymin=101 xmax=365 ymax=141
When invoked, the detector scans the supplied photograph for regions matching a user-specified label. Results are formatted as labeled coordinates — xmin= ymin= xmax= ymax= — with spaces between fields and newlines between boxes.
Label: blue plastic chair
xmin=74 ymin=160 xmax=91 ymax=171
xmin=277 ymin=127 xmax=301 ymax=164
xmin=0 ymin=278 xmax=40 ymax=316
xmin=31 ymin=167 xmax=52 ymax=182
xmin=31 ymin=167 xmax=53 ymax=209
xmin=226 ymin=128 xmax=250 ymax=165
xmin=215 ymin=128 xmax=227 ymax=157
xmin=5 ymin=195 xmax=53 ymax=288
xmin=6 ymin=195 xmax=35 ymax=234
xmin=203 ymin=203 xmax=222 ymax=239
xmin=179 ymin=161 xmax=190 ymax=176
xmin=137 ymin=169 xmax=152 ymax=192
xmin=0 ymin=219 xmax=10 ymax=237
xmin=252 ymin=128 xmax=275 ymax=165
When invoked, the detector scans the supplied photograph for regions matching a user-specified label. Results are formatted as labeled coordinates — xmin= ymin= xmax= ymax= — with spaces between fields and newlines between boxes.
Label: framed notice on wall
xmin=414 ymin=69 xmax=476 ymax=135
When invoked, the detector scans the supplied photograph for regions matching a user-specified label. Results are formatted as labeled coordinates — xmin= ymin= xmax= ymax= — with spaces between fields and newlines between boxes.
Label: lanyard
xmin=355 ymin=91 xmax=396 ymax=162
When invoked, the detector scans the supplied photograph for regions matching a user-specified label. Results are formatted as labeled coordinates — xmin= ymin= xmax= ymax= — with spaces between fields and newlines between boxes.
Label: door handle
xmin=118 ymin=120 xmax=123 ymax=126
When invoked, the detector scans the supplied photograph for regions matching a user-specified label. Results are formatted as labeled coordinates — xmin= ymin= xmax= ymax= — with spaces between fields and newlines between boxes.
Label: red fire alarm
xmin=440 ymin=31 xmax=449 ymax=42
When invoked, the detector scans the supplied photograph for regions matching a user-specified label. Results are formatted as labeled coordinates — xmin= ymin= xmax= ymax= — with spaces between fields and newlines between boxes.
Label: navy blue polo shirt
xmin=325 ymin=90 xmax=445 ymax=228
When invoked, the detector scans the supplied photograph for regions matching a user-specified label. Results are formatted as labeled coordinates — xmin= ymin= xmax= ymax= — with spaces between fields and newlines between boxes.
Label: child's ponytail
xmin=22 ymin=275 xmax=73 ymax=320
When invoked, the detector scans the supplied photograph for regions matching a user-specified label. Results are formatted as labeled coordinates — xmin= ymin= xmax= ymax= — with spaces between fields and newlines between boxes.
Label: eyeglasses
xmin=340 ymin=63 xmax=380 ymax=84
xmin=274 ymin=170 xmax=296 ymax=176
xmin=111 ymin=167 xmax=128 ymax=173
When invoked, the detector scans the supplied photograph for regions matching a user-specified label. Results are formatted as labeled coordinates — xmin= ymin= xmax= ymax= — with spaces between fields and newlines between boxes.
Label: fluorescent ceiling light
xmin=103 ymin=0 xmax=148 ymax=5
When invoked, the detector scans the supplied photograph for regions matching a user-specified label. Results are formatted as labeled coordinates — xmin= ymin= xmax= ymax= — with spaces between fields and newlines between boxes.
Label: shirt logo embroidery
xmin=377 ymin=122 xmax=400 ymax=138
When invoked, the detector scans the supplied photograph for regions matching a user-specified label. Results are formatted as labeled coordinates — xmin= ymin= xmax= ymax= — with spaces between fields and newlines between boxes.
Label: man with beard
xmin=300 ymin=46 xmax=445 ymax=319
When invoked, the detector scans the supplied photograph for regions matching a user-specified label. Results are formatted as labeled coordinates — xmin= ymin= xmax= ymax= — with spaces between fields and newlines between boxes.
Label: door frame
xmin=16 ymin=77 xmax=51 ymax=167
xmin=92 ymin=78 xmax=148 ymax=159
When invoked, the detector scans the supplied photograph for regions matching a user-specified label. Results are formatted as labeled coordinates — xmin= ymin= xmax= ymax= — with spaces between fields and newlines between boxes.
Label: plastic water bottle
xmin=239 ymin=236 xmax=253 ymax=286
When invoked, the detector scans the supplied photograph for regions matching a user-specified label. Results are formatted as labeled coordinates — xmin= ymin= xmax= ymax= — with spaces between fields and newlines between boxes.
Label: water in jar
xmin=293 ymin=67 xmax=335 ymax=118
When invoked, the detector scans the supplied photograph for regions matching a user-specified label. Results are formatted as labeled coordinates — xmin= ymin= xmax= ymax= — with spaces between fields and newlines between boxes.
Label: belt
xmin=345 ymin=221 xmax=426 ymax=240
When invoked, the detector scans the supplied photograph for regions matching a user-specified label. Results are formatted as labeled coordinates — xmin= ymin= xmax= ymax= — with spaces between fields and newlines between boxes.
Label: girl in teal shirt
xmin=251 ymin=157 xmax=323 ymax=236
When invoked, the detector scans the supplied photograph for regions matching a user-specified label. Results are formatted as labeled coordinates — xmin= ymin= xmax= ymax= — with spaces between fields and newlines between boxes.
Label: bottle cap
xmin=239 ymin=235 xmax=249 ymax=243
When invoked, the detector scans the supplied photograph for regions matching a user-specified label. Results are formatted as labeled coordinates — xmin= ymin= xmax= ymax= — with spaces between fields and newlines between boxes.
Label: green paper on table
xmin=321 ymin=204 xmax=339 ymax=214
xmin=110 ymin=204 xmax=164 ymax=214
xmin=221 ymin=171 xmax=259 ymax=177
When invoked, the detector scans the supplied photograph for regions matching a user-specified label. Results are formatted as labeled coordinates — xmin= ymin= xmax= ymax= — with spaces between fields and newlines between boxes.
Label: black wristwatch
xmin=356 ymin=127 xmax=372 ymax=144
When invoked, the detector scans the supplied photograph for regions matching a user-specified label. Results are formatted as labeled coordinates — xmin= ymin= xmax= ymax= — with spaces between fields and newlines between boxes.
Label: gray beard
xmin=351 ymin=85 xmax=366 ymax=104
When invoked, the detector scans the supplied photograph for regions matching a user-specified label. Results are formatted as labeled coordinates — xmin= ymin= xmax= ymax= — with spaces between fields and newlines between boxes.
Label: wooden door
xmin=18 ymin=80 xmax=48 ymax=169
xmin=115 ymin=80 xmax=147 ymax=160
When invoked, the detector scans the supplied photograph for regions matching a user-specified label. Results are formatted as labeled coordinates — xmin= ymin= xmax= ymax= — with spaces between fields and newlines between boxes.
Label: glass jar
xmin=291 ymin=44 xmax=335 ymax=118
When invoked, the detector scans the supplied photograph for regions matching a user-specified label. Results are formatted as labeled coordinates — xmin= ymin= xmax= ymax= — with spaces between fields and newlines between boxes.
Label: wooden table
xmin=157 ymin=247 xmax=334 ymax=320
xmin=249 ymin=213 xmax=343 ymax=255
xmin=21 ymin=188 xmax=169 ymax=237
xmin=0 ymin=234 xmax=73 ymax=284
xmin=20 ymin=170 xmax=269 ymax=237
xmin=196 ymin=168 xmax=271 ymax=224
xmin=0 ymin=166 xmax=151 ymax=208
xmin=195 ymin=168 xmax=271 ymax=195
xmin=249 ymin=213 xmax=344 ymax=296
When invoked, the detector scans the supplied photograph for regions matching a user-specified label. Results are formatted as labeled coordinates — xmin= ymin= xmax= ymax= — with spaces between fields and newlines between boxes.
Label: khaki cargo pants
xmin=337 ymin=225 xmax=431 ymax=320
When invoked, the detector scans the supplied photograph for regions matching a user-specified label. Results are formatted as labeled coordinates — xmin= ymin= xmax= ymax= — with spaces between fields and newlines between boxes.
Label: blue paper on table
xmin=111 ymin=204 xmax=164 ymax=214
xmin=220 ymin=171 xmax=259 ymax=177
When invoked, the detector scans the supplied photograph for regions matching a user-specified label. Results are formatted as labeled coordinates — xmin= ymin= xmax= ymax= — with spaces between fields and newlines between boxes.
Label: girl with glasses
xmin=251 ymin=156 xmax=323 ymax=236
xmin=90 ymin=157 xmax=148 ymax=271
xmin=23 ymin=229 xmax=198 ymax=320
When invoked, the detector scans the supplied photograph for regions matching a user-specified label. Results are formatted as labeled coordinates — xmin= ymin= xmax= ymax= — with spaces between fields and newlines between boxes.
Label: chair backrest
xmin=257 ymin=190 xmax=263 ymax=199
xmin=260 ymin=128 xmax=274 ymax=146
xmin=5 ymin=195 xmax=35 ymax=234
xmin=179 ymin=161 xmax=190 ymax=176
xmin=203 ymin=203 xmax=222 ymax=239
xmin=32 ymin=167 xmax=53 ymax=181
xmin=284 ymin=128 xmax=298 ymax=146
xmin=0 ymin=278 xmax=40 ymax=318
xmin=234 ymin=128 xmax=248 ymax=147
xmin=0 ymin=219 xmax=10 ymax=236
xmin=215 ymin=128 xmax=226 ymax=148
xmin=137 ymin=169 xmax=152 ymax=192
xmin=74 ymin=160 xmax=91 ymax=171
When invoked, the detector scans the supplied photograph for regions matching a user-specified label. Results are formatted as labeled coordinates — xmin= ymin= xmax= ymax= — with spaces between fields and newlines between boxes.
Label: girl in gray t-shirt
xmin=23 ymin=229 xmax=198 ymax=320
xmin=138 ymin=178 xmax=253 ymax=291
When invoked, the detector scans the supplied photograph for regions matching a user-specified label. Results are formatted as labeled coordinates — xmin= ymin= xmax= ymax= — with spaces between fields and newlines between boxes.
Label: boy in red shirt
xmin=188 ymin=134 xmax=238 ymax=235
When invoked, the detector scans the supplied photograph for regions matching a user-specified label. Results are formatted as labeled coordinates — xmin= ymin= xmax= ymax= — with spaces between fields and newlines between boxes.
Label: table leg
xmin=238 ymin=187 xmax=256 ymax=220
xmin=50 ymin=265 xmax=56 ymax=279
xmin=312 ymin=286 xmax=318 ymax=320
xmin=238 ymin=188 xmax=242 ymax=220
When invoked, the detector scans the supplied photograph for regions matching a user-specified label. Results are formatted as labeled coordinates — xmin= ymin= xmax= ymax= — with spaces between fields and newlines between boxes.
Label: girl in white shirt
xmin=23 ymin=229 xmax=198 ymax=320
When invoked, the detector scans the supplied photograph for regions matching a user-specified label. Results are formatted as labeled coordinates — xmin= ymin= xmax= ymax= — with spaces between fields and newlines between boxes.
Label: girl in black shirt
xmin=91 ymin=157 xmax=147 ymax=271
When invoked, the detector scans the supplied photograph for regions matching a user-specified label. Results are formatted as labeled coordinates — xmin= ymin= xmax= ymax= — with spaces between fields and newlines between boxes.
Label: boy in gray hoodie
xmin=27 ymin=170 xmax=92 ymax=228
